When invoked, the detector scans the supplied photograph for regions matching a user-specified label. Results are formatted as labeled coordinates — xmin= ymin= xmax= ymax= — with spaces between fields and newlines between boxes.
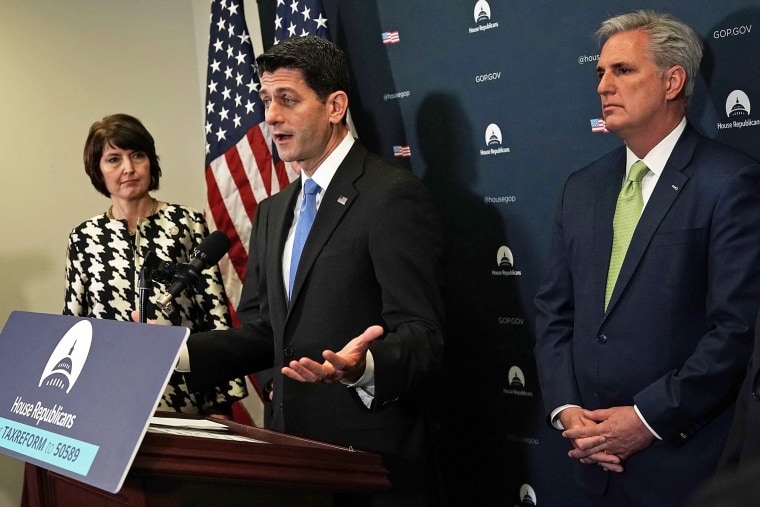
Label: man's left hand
xmin=563 ymin=405 xmax=655 ymax=461
xmin=282 ymin=325 xmax=384 ymax=384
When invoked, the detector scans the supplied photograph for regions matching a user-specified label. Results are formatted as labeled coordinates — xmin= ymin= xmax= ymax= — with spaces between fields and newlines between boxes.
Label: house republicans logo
xmin=717 ymin=90 xmax=759 ymax=130
xmin=493 ymin=246 xmax=521 ymax=276
xmin=481 ymin=123 xmax=511 ymax=156
xmin=516 ymin=484 xmax=538 ymax=506
xmin=469 ymin=0 xmax=499 ymax=33
xmin=39 ymin=320 xmax=92 ymax=394
xmin=503 ymin=366 xmax=534 ymax=398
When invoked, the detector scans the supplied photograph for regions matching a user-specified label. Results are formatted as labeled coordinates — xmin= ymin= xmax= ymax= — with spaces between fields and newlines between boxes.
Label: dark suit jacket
xmin=188 ymin=141 xmax=446 ymax=494
xmin=534 ymin=123 xmax=760 ymax=505
xmin=721 ymin=309 xmax=760 ymax=468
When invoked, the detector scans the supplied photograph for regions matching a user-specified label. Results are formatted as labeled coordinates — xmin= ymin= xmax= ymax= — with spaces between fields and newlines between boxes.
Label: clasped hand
xmin=559 ymin=406 xmax=655 ymax=473
xmin=282 ymin=325 xmax=384 ymax=384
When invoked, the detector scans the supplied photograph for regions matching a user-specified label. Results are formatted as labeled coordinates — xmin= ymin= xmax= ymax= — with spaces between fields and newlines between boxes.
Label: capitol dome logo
xmin=485 ymin=123 xmax=503 ymax=146
xmin=497 ymin=245 xmax=513 ymax=267
xmin=474 ymin=0 xmax=491 ymax=23
xmin=38 ymin=320 xmax=92 ymax=394
xmin=726 ymin=90 xmax=751 ymax=118
xmin=508 ymin=366 xmax=526 ymax=389
xmin=518 ymin=484 xmax=537 ymax=506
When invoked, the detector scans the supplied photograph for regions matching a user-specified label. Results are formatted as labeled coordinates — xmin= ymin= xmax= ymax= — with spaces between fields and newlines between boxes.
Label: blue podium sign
xmin=0 ymin=311 xmax=188 ymax=493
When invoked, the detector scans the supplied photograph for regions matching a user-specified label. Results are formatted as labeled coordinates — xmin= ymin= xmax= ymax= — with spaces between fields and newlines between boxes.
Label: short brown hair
xmin=83 ymin=114 xmax=162 ymax=197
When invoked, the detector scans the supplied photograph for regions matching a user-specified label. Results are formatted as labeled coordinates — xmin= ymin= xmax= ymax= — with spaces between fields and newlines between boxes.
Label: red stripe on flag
xmin=248 ymin=126 xmax=274 ymax=196
xmin=224 ymin=138 xmax=259 ymax=222
xmin=205 ymin=166 xmax=248 ymax=283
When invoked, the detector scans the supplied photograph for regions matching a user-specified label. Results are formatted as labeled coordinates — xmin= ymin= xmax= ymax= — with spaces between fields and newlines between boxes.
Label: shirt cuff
xmin=550 ymin=404 xmax=580 ymax=430
xmin=340 ymin=350 xmax=375 ymax=408
xmin=634 ymin=404 xmax=662 ymax=440
xmin=175 ymin=343 xmax=191 ymax=372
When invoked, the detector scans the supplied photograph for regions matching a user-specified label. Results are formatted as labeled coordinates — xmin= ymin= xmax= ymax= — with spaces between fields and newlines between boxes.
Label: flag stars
xmin=206 ymin=101 xmax=215 ymax=114
xmin=221 ymin=87 xmax=232 ymax=100
xmin=210 ymin=59 xmax=221 ymax=73
xmin=208 ymin=80 xmax=218 ymax=93
xmin=216 ymin=18 xmax=226 ymax=32
xmin=289 ymin=0 xmax=299 ymax=14
xmin=233 ymin=114 xmax=242 ymax=128
xmin=213 ymin=38 xmax=224 ymax=52
xmin=228 ymin=2 xmax=239 ymax=15
xmin=219 ymin=107 xmax=230 ymax=121
xmin=224 ymin=66 xmax=233 ymax=80
xmin=288 ymin=22 xmax=297 ymax=37
xmin=275 ymin=15 xmax=283 ymax=30
xmin=315 ymin=13 xmax=328 ymax=30
xmin=301 ymin=6 xmax=311 ymax=21
xmin=204 ymin=121 xmax=212 ymax=134
xmin=227 ymin=44 xmax=234 ymax=58
xmin=245 ymin=100 xmax=256 ymax=114
xmin=246 ymin=79 xmax=258 ymax=93
xmin=235 ymin=50 xmax=247 ymax=65
xmin=235 ymin=72 xmax=243 ymax=86
xmin=215 ymin=126 xmax=227 ymax=141
xmin=237 ymin=31 xmax=250 ymax=45
xmin=234 ymin=93 xmax=242 ymax=107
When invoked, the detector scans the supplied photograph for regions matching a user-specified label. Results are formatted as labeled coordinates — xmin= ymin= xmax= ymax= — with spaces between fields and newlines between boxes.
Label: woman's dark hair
xmin=83 ymin=114 xmax=162 ymax=197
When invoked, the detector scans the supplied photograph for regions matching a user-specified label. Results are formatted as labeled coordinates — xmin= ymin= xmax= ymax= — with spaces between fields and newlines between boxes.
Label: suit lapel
xmin=593 ymin=150 xmax=626 ymax=317
xmin=287 ymin=143 xmax=366 ymax=310
xmin=270 ymin=181 xmax=300 ymax=326
xmin=604 ymin=126 xmax=697 ymax=315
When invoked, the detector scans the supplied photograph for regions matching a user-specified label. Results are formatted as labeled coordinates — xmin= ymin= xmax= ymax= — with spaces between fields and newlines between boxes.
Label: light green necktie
xmin=604 ymin=160 xmax=649 ymax=310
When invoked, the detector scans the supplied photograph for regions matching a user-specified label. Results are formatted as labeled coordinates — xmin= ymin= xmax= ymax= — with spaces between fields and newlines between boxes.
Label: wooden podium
xmin=22 ymin=418 xmax=390 ymax=507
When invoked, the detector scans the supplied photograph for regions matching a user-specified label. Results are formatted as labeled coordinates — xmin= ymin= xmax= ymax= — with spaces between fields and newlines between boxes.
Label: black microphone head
xmin=192 ymin=230 xmax=231 ymax=267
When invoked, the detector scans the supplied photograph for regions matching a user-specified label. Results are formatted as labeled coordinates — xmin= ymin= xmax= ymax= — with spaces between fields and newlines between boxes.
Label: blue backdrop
xmin=257 ymin=1 xmax=760 ymax=504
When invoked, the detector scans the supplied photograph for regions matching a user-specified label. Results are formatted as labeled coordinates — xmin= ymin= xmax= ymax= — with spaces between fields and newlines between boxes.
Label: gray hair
xmin=596 ymin=10 xmax=703 ymax=105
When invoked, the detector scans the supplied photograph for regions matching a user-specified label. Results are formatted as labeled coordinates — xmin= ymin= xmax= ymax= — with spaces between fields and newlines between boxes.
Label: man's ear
xmin=665 ymin=65 xmax=687 ymax=101
xmin=327 ymin=91 xmax=349 ymax=124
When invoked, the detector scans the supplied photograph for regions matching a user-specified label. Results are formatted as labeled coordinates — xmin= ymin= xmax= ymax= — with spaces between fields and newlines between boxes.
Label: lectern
xmin=22 ymin=419 xmax=390 ymax=507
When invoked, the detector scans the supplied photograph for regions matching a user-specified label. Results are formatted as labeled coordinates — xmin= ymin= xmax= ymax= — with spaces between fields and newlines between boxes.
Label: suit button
xmin=597 ymin=334 xmax=608 ymax=344
xmin=283 ymin=347 xmax=294 ymax=358
xmin=752 ymin=391 xmax=760 ymax=401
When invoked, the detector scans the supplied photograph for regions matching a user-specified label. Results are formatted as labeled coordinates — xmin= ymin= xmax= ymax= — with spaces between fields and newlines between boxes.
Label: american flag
xmin=590 ymin=117 xmax=608 ymax=133
xmin=382 ymin=31 xmax=400 ymax=44
xmin=204 ymin=0 xmax=297 ymax=427
xmin=393 ymin=145 xmax=411 ymax=157
xmin=204 ymin=0 xmax=296 ymax=312
xmin=274 ymin=0 xmax=331 ymax=44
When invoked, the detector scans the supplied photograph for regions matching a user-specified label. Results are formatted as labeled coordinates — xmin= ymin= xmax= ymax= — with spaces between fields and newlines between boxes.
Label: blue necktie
xmin=289 ymin=178 xmax=320 ymax=298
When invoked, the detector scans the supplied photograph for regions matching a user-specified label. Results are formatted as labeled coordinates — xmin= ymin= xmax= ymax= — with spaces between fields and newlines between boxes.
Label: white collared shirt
xmin=282 ymin=132 xmax=354 ymax=299
xmin=625 ymin=117 xmax=686 ymax=210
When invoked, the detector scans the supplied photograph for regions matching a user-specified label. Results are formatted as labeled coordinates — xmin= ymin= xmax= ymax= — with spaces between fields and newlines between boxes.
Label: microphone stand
xmin=138 ymin=264 xmax=151 ymax=324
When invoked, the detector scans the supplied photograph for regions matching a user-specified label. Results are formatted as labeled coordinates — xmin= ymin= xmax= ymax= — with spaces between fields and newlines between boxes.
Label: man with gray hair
xmin=534 ymin=10 xmax=760 ymax=506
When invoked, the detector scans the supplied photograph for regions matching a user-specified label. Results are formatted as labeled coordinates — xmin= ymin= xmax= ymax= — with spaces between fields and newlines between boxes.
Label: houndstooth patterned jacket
xmin=63 ymin=203 xmax=247 ymax=415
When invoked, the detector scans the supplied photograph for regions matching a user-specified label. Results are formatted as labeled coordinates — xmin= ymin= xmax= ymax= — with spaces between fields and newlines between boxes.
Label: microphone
xmin=156 ymin=230 xmax=231 ymax=316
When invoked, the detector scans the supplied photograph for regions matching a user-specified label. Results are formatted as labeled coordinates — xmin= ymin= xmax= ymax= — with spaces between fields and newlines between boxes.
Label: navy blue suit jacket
xmin=535 ymin=123 xmax=760 ymax=504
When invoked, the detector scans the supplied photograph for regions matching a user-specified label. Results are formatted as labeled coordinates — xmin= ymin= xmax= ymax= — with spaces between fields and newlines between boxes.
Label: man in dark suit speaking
xmin=184 ymin=36 xmax=445 ymax=506
xmin=534 ymin=10 xmax=760 ymax=506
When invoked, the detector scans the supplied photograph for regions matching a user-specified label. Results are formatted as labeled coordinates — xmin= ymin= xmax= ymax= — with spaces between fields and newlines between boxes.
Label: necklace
xmin=107 ymin=198 xmax=158 ymax=235
xmin=107 ymin=198 xmax=157 ymax=220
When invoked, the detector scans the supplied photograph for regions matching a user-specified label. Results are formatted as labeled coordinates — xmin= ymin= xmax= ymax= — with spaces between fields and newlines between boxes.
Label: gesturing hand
xmin=282 ymin=325 xmax=384 ymax=384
